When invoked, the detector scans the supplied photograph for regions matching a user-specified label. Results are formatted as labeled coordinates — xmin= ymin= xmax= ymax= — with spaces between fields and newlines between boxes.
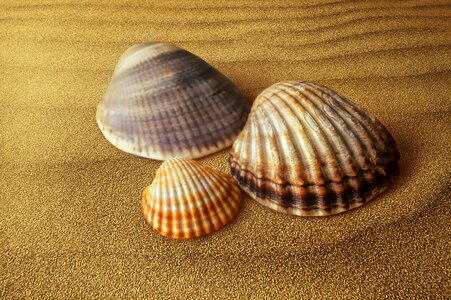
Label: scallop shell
xmin=229 ymin=81 xmax=400 ymax=217
xmin=97 ymin=41 xmax=250 ymax=160
xmin=142 ymin=158 xmax=242 ymax=239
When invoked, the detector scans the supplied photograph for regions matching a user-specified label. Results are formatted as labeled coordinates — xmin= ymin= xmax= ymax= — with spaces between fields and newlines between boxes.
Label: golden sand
xmin=0 ymin=0 xmax=449 ymax=298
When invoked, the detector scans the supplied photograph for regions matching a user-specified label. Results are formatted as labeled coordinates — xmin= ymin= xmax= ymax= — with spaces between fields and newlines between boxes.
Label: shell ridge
xmin=318 ymin=86 xmax=397 ymax=174
xmin=169 ymin=160 xmax=194 ymax=238
xmin=258 ymin=97 xmax=310 ymax=204
xmin=247 ymin=108 xmax=258 ymax=180
xmin=230 ymin=131 xmax=244 ymax=158
xmin=229 ymin=114 xmax=266 ymax=201
xmin=250 ymin=105 xmax=285 ymax=201
xmin=207 ymin=170 xmax=240 ymax=221
xmin=151 ymin=164 xmax=167 ymax=232
xmin=233 ymin=108 xmax=253 ymax=172
xmin=188 ymin=161 xmax=226 ymax=230
xmin=175 ymin=103 xmax=205 ymax=155
xmin=195 ymin=166 xmax=234 ymax=228
xmin=285 ymin=87 xmax=346 ymax=182
xmin=300 ymin=82 xmax=399 ymax=207
xmin=136 ymin=110 xmax=147 ymax=156
xmin=148 ymin=182 xmax=162 ymax=223
xmin=225 ymin=175 xmax=242 ymax=211
xmin=277 ymin=88 xmax=345 ymax=211
xmin=149 ymin=166 xmax=166 ymax=228
xmin=296 ymin=89 xmax=362 ymax=176
xmin=173 ymin=160 xmax=209 ymax=237
xmin=182 ymin=161 xmax=221 ymax=232
xmin=271 ymin=90 xmax=334 ymax=210
xmin=148 ymin=164 xmax=165 ymax=218
xmin=186 ymin=102 xmax=210 ymax=154
xmin=302 ymin=83 xmax=382 ymax=168
xmin=165 ymin=161 xmax=181 ymax=237
xmin=195 ymin=164 xmax=241 ymax=228
xmin=184 ymin=160 xmax=215 ymax=237
xmin=297 ymin=86 xmax=372 ymax=205
xmin=312 ymin=83 xmax=390 ymax=156
xmin=310 ymin=82 xmax=394 ymax=147
xmin=263 ymin=93 xmax=319 ymax=185
xmin=172 ymin=66 xmax=223 ymax=103
xmin=301 ymin=85 xmax=371 ymax=174
xmin=250 ymin=97 xmax=295 ymax=205
xmin=251 ymin=110 xmax=264 ymax=179
xmin=254 ymin=102 xmax=285 ymax=184
xmin=278 ymin=88 xmax=342 ymax=185
xmin=291 ymin=87 xmax=358 ymax=170
xmin=159 ymin=161 xmax=175 ymax=236
xmin=287 ymin=86 xmax=360 ymax=209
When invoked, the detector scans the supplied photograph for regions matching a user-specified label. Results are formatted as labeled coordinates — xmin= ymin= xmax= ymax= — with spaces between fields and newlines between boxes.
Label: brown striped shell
xmin=96 ymin=41 xmax=250 ymax=160
xmin=142 ymin=159 xmax=242 ymax=239
xmin=229 ymin=81 xmax=400 ymax=217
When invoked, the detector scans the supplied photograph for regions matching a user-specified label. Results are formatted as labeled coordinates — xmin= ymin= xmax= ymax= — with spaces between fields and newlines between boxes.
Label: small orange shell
xmin=142 ymin=159 xmax=242 ymax=239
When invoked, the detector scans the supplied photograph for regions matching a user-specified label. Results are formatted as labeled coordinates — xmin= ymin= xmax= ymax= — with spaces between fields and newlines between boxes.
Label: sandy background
xmin=1 ymin=0 xmax=450 ymax=298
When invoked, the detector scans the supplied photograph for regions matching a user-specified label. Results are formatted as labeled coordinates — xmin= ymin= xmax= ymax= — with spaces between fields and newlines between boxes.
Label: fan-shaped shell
xmin=142 ymin=159 xmax=242 ymax=239
xmin=97 ymin=41 xmax=250 ymax=160
xmin=229 ymin=81 xmax=400 ymax=217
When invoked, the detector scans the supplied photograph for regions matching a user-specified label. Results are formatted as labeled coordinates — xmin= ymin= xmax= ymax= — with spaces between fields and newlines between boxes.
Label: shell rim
xmin=96 ymin=107 xmax=240 ymax=160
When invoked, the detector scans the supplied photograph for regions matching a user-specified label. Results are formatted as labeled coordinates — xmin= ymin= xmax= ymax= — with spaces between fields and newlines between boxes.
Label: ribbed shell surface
xmin=229 ymin=81 xmax=400 ymax=216
xmin=96 ymin=42 xmax=250 ymax=160
xmin=142 ymin=159 xmax=242 ymax=239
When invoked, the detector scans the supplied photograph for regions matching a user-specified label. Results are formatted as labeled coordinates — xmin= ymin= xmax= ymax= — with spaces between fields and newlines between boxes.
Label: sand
xmin=0 ymin=0 xmax=450 ymax=298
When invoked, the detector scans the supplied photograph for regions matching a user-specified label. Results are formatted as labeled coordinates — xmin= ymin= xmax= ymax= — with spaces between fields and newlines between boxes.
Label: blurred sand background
xmin=0 ymin=0 xmax=450 ymax=298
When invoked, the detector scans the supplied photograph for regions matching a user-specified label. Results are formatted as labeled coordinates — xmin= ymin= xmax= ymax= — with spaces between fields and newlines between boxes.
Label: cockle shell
xmin=142 ymin=159 xmax=242 ymax=239
xmin=229 ymin=81 xmax=400 ymax=217
xmin=96 ymin=41 xmax=250 ymax=160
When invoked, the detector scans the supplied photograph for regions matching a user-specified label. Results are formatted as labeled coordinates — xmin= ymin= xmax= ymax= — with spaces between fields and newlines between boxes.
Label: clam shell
xmin=229 ymin=81 xmax=400 ymax=217
xmin=97 ymin=41 xmax=250 ymax=160
xmin=142 ymin=158 xmax=242 ymax=239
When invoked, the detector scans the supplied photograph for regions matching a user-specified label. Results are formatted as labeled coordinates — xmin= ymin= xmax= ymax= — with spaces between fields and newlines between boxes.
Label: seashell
xmin=142 ymin=158 xmax=242 ymax=239
xmin=229 ymin=81 xmax=400 ymax=217
xmin=97 ymin=41 xmax=250 ymax=160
